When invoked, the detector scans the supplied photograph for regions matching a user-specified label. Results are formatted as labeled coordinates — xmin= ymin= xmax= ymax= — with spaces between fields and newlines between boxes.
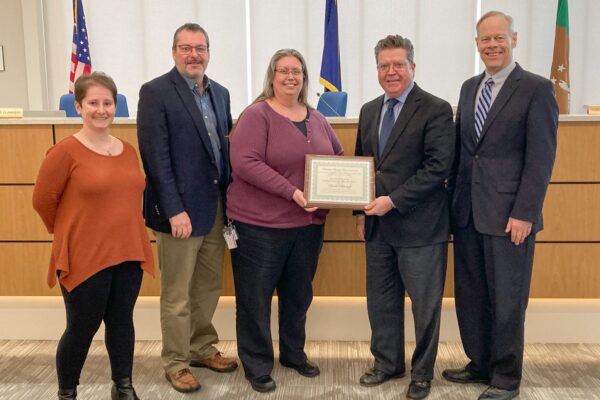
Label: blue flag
xmin=319 ymin=0 xmax=341 ymax=92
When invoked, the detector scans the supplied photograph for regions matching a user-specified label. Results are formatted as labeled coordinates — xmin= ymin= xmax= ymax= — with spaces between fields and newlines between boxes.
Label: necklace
xmin=103 ymin=136 xmax=114 ymax=156
xmin=75 ymin=132 xmax=115 ymax=156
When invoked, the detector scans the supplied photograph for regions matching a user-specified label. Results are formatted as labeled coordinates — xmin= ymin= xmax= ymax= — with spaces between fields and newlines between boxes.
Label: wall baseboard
xmin=1 ymin=296 xmax=599 ymax=343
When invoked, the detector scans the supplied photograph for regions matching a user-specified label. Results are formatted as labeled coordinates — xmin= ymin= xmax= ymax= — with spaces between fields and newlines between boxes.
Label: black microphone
xmin=317 ymin=92 xmax=341 ymax=117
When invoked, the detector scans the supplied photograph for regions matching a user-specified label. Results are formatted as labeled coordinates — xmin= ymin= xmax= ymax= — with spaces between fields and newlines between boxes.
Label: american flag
xmin=69 ymin=0 xmax=92 ymax=93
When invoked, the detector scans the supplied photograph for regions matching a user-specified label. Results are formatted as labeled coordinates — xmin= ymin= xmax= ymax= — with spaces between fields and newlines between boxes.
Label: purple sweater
xmin=227 ymin=101 xmax=343 ymax=228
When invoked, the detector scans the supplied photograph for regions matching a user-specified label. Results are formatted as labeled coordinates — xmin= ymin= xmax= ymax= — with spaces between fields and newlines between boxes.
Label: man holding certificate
xmin=354 ymin=35 xmax=455 ymax=400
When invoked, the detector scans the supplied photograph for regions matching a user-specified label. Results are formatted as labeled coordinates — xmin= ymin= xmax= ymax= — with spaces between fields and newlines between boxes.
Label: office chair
xmin=59 ymin=93 xmax=130 ymax=117
xmin=317 ymin=91 xmax=348 ymax=117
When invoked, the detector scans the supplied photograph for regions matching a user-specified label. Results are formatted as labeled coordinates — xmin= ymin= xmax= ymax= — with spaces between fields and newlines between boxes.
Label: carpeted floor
xmin=0 ymin=340 xmax=599 ymax=399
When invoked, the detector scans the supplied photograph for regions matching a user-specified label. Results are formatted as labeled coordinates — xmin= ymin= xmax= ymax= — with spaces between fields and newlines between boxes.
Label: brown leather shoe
xmin=165 ymin=368 xmax=201 ymax=393
xmin=190 ymin=352 xmax=238 ymax=373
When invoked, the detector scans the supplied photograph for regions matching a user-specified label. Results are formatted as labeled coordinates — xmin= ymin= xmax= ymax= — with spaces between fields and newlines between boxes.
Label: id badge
xmin=222 ymin=221 xmax=238 ymax=249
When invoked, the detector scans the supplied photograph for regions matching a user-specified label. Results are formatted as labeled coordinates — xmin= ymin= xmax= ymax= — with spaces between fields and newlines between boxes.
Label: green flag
xmin=551 ymin=0 xmax=569 ymax=114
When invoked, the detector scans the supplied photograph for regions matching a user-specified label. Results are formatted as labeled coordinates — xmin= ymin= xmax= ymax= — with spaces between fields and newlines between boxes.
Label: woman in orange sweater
xmin=33 ymin=72 xmax=154 ymax=400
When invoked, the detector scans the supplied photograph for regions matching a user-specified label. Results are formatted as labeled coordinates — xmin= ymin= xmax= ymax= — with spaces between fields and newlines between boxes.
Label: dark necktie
xmin=379 ymin=98 xmax=399 ymax=157
xmin=474 ymin=77 xmax=494 ymax=142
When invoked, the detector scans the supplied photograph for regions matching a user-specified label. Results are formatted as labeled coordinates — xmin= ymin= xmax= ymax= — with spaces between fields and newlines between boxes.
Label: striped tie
xmin=474 ymin=78 xmax=494 ymax=142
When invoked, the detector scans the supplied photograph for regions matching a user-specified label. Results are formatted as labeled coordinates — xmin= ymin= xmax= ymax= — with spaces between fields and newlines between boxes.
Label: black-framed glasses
xmin=177 ymin=45 xmax=209 ymax=55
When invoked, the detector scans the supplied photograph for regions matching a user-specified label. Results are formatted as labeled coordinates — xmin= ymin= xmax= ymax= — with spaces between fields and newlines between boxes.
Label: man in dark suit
xmin=443 ymin=11 xmax=558 ymax=400
xmin=355 ymin=35 xmax=455 ymax=400
xmin=137 ymin=23 xmax=237 ymax=393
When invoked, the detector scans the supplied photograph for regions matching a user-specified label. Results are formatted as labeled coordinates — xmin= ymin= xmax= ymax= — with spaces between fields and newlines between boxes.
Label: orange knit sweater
xmin=33 ymin=136 xmax=155 ymax=291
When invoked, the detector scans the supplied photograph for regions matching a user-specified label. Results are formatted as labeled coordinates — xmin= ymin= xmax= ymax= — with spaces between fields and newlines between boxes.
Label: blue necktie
xmin=474 ymin=78 xmax=494 ymax=142
xmin=379 ymin=98 xmax=399 ymax=157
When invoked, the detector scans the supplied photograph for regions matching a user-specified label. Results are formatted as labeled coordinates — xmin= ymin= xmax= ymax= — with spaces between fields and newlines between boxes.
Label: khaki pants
xmin=155 ymin=203 xmax=225 ymax=374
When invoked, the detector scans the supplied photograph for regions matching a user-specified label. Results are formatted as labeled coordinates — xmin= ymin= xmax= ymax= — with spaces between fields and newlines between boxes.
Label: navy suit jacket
xmin=355 ymin=83 xmax=455 ymax=247
xmin=449 ymin=64 xmax=558 ymax=236
xmin=137 ymin=67 xmax=232 ymax=236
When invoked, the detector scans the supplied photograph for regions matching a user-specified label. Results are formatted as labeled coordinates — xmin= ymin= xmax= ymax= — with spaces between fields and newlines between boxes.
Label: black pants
xmin=231 ymin=221 xmax=323 ymax=379
xmin=453 ymin=218 xmax=535 ymax=390
xmin=57 ymin=261 xmax=143 ymax=389
xmin=365 ymin=227 xmax=447 ymax=381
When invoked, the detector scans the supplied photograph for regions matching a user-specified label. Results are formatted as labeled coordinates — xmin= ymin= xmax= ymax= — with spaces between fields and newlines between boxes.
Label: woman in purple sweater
xmin=227 ymin=49 xmax=343 ymax=393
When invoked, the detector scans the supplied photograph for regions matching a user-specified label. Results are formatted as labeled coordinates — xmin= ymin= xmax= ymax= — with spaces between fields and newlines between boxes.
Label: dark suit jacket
xmin=355 ymin=83 xmax=455 ymax=247
xmin=449 ymin=63 xmax=558 ymax=236
xmin=137 ymin=67 xmax=232 ymax=236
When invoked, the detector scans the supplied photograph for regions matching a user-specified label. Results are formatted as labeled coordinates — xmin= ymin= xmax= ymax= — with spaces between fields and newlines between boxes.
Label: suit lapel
xmin=169 ymin=68 xmax=217 ymax=165
xmin=477 ymin=65 xmax=522 ymax=145
xmin=367 ymin=96 xmax=385 ymax=160
xmin=379 ymin=84 xmax=421 ymax=164
xmin=465 ymin=74 xmax=484 ymax=146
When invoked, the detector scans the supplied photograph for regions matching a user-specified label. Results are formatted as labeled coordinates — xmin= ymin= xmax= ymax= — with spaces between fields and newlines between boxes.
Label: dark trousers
xmin=366 ymin=228 xmax=447 ymax=381
xmin=453 ymin=218 xmax=535 ymax=390
xmin=231 ymin=221 xmax=323 ymax=379
xmin=57 ymin=261 xmax=143 ymax=389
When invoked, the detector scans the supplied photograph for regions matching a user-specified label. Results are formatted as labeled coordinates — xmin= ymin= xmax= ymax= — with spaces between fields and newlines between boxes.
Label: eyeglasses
xmin=177 ymin=45 xmax=209 ymax=55
xmin=275 ymin=68 xmax=303 ymax=76
xmin=377 ymin=62 xmax=411 ymax=72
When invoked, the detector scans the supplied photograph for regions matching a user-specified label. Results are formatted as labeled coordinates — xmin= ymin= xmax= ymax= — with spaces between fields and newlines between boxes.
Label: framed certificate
xmin=304 ymin=155 xmax=375 ymax=209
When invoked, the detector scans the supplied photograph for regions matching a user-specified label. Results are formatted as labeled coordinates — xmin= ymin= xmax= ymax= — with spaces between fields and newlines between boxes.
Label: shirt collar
xmin=180 ymin=73 xmax=211 ymax=92
xmin=484 ymin=61 xmax=516 ymax=84
xmin=384 ymin=80 xmax=415 ymax=104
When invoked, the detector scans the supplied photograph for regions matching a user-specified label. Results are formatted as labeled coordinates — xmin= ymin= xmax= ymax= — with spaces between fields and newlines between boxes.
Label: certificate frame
xmin=304 ymin=155 xmax=375 ymax=209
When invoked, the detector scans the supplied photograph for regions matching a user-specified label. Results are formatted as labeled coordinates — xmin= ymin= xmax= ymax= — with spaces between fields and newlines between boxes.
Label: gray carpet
xmin=0 ymin=340 xmax=598 ymax=399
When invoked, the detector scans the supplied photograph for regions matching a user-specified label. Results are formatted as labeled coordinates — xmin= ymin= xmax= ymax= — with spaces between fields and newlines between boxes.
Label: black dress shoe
xmin=249 ymin=375 xmax=276 ymax=393
xmin=111 ymin=378 xmax=140 ymax=400
xmin=478 ymin=386 xmax=520 ymax=400
xmin=406 ymin=380 xmax=431 ymax=399
xmin=442 ymin=367 xmax=490 ymax=384
xmin=359 ymin=368 xmax=405 ymax=387
xmin=280 ymin=358 xmax=320 ymax=377
xmin=58 ymin=388 xmax=77 ymax=400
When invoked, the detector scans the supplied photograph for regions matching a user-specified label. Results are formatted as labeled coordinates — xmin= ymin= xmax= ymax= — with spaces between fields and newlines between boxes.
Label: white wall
xmin=0 ymin=0 xmax=29 ymax=108
xmin=3 ymin=0 xmax=599 ymax=117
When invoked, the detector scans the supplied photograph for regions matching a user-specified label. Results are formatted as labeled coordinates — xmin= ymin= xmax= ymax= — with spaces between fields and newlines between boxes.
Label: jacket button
xmin=474 ymin=155 xmax=479 ymax=159
xmin=376 ymin=171 xmax=381 ymax=175
xmin=213 ymin=179 xmax=218 ymax=184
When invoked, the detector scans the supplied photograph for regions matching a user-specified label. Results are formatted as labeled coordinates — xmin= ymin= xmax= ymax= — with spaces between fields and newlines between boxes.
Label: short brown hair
xmin=74 ymin=72 xmax=118 ymax=104
xmin=374 ymin=35 xmax=415 ymax=66
xmin=172 ymin=23 xmax=210 ymax=49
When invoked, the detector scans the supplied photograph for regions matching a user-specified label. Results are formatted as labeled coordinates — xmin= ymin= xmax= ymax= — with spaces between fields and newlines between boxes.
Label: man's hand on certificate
xmin=293 ymin=189 xmax=318 ymax=212
xmin=364 ymin=196 xmax=393 ymax=216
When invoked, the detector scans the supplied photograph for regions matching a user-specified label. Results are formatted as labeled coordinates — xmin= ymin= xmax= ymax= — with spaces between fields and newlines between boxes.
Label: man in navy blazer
xmin=355 ymin=35 xmax=455 ymax=400
xmin=443 ymin=11 xmax=558 ymax=400
xmin=137 ymin=23 xmax=237 ymax=393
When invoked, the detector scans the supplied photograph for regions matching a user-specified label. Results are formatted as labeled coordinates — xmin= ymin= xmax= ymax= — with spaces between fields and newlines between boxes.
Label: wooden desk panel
xmin=1 ymin=119 xmax=599 ymax=299
xmin=0 ymin=186 xmax=50 ymax=241
xmin=539 ymin=184 xmax=600 ymax=241
xmin=0 ymin=125 xmax=53 ymax=183
xmin=6 ymin=242 xmax=598 ymax=298
xmin=553 ymin=122 xmax=600 ymax=182
xmin=0 ymin=243 xmax=59 ymax=296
